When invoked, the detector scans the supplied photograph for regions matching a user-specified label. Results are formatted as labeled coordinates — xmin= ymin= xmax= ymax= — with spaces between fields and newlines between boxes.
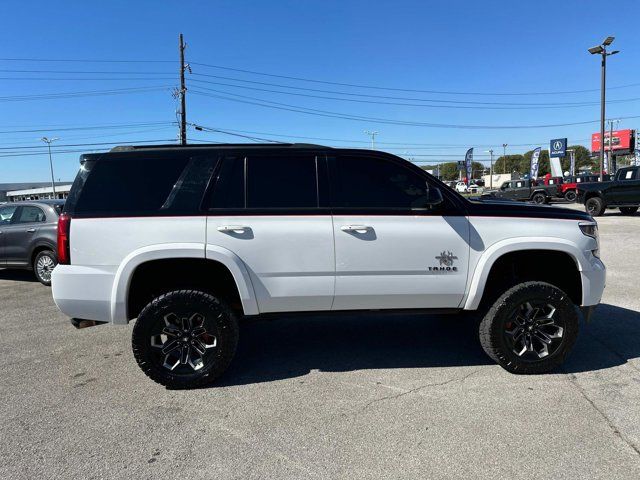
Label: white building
xmin=5 ymin=184 xmax=72 ymax=202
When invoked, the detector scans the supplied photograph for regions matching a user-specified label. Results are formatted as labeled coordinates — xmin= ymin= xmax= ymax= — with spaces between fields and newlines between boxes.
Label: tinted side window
xmin=15 ymin=206 xmax=46 ymax=223
xmin=331 ymin=155 xmax=429 ymax=209
xmin=209 ymin=157 xmax=245 ymax=209
xmin=246 ymin=155 xmax=317 ymax=208
xmin=74 ymin=156 xmax=189 ymax=215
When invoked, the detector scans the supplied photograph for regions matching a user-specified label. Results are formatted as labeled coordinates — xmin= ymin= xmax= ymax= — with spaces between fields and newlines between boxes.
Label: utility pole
xmin=41 ymin=137 xmax=58 ymax=198
xmin=502 ymin=143 xmax=508 ymax=174
xmin=179 ymin=33 xmax=187 ymax=145
xmin=364 ymin=130 xmax=378 ymax=150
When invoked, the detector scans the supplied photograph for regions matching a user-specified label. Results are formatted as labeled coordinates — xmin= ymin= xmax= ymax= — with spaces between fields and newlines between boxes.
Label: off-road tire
xmin=620 ymin=206 xmax=638 ymax=215
xmin=479 ymin=281 xmax=579 ymax=374
xmin=33 ymin=250 xmax=57 ymax=286
xmin=132 ymin=290 xmax=239 ymax=389
xmin=585 ymin=196 xmax=605 ymax=216
xmin=564 ymin=190 xmax=577 ymax=202
xmin=531 ymin=192 xmax=546 ymax=205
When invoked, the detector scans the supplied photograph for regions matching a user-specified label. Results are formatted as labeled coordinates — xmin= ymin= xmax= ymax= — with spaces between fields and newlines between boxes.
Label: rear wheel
xmin=564 ymin=190 xmax=577 ymax=202
xmin=531 ymin=193 xmax=546 ymax=205
xmin=33 ymin=250 xmax=57 ymax=286
xmin=585 ymin=196 xmax=605 ymax=216
xmin=479 ymin=281 xmax=579 ymax=374
xmin=620 ymin=206 xmax=638 ymax=215
xmin=132 ymin=290 xmax=239 ymax=389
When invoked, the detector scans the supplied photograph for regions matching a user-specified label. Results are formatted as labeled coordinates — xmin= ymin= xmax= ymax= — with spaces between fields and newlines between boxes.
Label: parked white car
xmin=52 ymin=144 xmax=605 ymax=388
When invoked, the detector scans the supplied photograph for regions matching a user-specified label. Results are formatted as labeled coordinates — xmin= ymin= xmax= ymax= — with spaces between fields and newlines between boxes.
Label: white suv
xmin=52 ymin=144 xmax=606 ymax=388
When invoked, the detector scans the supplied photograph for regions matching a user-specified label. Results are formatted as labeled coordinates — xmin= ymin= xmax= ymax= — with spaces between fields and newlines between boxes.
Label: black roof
xmin=80 ymin=143 xmax=381 ymax=162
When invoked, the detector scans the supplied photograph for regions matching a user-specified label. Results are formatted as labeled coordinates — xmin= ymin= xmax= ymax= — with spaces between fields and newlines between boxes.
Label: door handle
xmin=26 ymin=228 xmax=36 ymax=233
xmin=217 ymin=225 xmax=250 ymax=234
xmin=340 ymin=225 xmax=371 ymax=234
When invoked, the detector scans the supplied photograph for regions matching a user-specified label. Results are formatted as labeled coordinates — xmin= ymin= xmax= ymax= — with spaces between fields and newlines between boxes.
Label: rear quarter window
xmin=67 ymin=154 xmax=217 ymax=216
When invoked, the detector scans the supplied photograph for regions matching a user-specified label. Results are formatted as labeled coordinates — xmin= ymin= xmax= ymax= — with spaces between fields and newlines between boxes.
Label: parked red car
xmin=558 ymin=175 xmax=611 ymax=202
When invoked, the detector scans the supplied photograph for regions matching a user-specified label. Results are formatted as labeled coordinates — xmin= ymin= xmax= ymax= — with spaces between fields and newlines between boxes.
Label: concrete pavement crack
xmin=359 ymin=369 xmax=479 ymax=413
xmin=566 ymin=372 xmax=640 ymax=457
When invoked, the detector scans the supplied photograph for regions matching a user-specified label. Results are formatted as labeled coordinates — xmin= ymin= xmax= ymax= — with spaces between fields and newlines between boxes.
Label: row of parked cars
xmin=479 ymin=166 xmax=640 ymax=216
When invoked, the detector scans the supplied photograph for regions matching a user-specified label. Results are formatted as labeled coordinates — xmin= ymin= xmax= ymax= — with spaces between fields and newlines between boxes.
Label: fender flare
xmin=29 ymin=241 xmax=56 ymax=264
xmin=462 ymin=237 xmax=585 ymax=310
xmin=109 ymin=243 xmax=258 ymax=324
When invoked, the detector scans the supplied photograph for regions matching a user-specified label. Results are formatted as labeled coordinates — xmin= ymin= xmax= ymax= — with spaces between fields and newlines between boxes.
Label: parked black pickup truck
xmin=577 ymin=166 xmax=640 ymax=216
xmin=481 ymin=178 xmax=558 ymax=204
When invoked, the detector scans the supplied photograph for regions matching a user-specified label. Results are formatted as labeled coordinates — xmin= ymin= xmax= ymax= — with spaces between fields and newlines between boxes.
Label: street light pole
xmin=486 ymin=149 xmax=494 ymax=189
xmin=41 ymin=137 xmax=59 ymax=198
xmin=502 ymin=143 xmax=508 ymax=175
xmin=589 ymin=36 xmax=619 ymax=182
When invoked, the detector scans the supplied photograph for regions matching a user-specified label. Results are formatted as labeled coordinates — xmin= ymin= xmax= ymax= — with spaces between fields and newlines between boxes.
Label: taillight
xmin=57 ymin=213 xmax=71 ymax=264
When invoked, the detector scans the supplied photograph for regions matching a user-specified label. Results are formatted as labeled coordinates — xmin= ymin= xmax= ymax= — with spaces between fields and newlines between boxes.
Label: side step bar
xmin=71 ymin=318 xmax=108 ymax=329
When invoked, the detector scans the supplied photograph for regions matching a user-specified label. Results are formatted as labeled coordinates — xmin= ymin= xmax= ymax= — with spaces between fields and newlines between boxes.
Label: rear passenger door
xmin=329 ymin=154 xmax=470 ymax=310
xmin=2 ymin=205 xmax=46 ymax=266
xmin=205 ymin=152 xmax=335 ymax=313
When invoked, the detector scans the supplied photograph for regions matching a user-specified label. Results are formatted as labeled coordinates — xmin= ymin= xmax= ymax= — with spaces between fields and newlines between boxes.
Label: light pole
xmin=589 ymin=36 xmax=619 ymax=182
xmin=606 ymin=118 xmax=620 ymax=174
xmin=502 ymin=143 xmax=508 ymax=174
xmin=41 ymin=137 xmax=59 ymax=198
xmin=364 ymin=130 xmax=378 ymax=150
xmin=485 ymin=149 xmax=494 ymax=188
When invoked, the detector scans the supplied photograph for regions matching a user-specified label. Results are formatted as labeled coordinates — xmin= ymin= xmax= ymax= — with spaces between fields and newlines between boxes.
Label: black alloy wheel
xmin=532 ymin=193 xmax=546 ymax=205
xmin=479 ymin=281 xmax=579 ymax=374
xmin=564 ymin=190 xmax=577 ymax=202
xmin=132 ymin=290 xmax=239 ymax=388
xmin=585 ymin=197 xmax=605 ymax=216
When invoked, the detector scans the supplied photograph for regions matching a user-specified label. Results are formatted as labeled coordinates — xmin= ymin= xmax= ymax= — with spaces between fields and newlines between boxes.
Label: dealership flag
xmin=530 ymin=147 xmax=541 ymax=179
xmin=464 ymin=148 xmax=473 ymax=184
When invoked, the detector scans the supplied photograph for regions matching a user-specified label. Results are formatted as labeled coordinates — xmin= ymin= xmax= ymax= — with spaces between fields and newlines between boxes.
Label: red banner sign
xmin=592 ymin=129 xmax=634 ymax=152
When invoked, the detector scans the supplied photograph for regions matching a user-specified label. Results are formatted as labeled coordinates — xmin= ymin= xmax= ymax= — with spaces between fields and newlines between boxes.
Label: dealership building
xmin=0 ymin=182 xmax=72 ymax=202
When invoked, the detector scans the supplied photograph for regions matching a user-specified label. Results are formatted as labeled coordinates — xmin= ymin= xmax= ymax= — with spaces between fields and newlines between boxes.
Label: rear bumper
xmin=52 ymin=265 xmax=117 ymax=323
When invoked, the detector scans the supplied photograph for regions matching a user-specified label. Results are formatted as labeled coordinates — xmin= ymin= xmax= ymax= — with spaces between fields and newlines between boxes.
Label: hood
xmin=466 ymin=199 xmax=593 ymax=221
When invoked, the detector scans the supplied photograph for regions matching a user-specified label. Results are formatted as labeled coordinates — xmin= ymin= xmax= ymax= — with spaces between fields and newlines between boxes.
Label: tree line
xmin=420 ymin=145 xmax=599 ymax=181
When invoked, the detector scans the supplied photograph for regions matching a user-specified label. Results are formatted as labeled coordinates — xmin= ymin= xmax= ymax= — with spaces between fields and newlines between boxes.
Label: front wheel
xmin=564 ymin=190 xmax=577 ymax=202
xmin=479 ymin=281 xmax=579 ymax=374
xmin=531 ymin=193 xmax=546 ymax=204
xmin=585 ymin=196 xmax=605 ymax=216
xmin=132 ymin=290 xmax=239 ymax=389
xmin=620 ymin=206 xmax=638 ymax=215
xmin=33 ymin=250 xmax=57 ymax=286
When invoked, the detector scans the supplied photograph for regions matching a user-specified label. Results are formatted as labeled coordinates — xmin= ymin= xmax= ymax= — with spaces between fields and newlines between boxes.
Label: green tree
xmin=494 ymin=155 xmax=525 ymax=175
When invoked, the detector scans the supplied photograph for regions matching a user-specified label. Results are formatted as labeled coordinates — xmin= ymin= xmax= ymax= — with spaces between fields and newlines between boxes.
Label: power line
xmin=0 ymin=58 xmax=174 ymax=63
xmin=187 ymin=61 xmax=640 ymax=97
xmin=189 ymin=81 xmax=637 ymax=110
xmin=0 ymin=121 xmax=174 ymax=134
xmin=190 ymin=89 xmax=640 ymax=130
xmin=0 ymin=86 xmax=172 ymax=102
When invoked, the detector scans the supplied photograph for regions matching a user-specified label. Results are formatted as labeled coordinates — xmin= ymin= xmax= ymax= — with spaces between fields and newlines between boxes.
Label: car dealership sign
xmin=550 ymin=138 xmax=567 ymax=157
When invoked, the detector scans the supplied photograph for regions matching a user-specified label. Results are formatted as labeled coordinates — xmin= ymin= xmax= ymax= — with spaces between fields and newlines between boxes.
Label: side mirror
xmin=425 ymin=187 xmax=443 ymax=207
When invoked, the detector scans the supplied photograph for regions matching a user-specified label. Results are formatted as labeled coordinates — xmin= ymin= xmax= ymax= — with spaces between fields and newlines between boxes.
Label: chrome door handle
xmin=340 ymin=225 xmax=371 ymax=234
xmin=217 ymin=225 xmax=250 ymax=234
xmin=26 ymin=228 xmax=36 ymax=233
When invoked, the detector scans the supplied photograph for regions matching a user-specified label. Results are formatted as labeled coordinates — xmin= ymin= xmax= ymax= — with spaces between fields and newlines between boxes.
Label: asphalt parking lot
xmin=1 ymin=205 xmax=639 ymax=479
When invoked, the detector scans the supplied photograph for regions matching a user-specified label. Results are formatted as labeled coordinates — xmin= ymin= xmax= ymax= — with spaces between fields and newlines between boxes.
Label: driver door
xmin=329 ymin=154 xmax=470 ymax=310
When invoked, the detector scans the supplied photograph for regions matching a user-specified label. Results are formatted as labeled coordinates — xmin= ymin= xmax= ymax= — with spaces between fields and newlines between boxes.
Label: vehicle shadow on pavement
xmin=221 ymin=312 xmax=491 ymax=387
xmin=0 ymin=269 xmax=37 ymax=282
xmin=219 ymin=303 xmax=640 ymax=386
xmin=564 ymin=303 xmax=640 ymax=374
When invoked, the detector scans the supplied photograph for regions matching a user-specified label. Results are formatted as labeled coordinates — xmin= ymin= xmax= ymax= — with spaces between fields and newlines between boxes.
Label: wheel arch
xmin=463 ymin=239 xmax=585 ymax=311
xmin=110 ymin=243 xmax=258 ymax=324
xmin=29 ymin=242 xmax=56 ymax=269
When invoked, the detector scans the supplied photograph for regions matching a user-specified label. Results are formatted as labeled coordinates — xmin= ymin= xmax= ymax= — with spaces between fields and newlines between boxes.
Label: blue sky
xmin=1 ymin=0 xmax=639 ymax=182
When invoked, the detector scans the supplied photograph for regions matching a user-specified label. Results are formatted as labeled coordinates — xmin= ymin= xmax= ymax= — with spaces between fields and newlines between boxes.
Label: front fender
xmin=109 ymin=243 xmax=259 ymax=324
xmin=462 ymin=237 xmax=586 ymax=310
